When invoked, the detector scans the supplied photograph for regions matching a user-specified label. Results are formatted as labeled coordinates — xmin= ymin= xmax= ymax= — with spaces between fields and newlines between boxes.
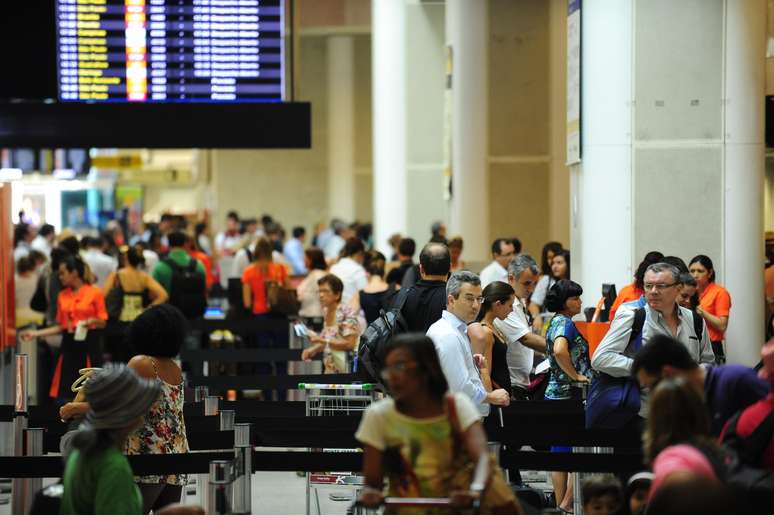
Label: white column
xmin=372 ymin=0 xmax=407 ymax=255
xmin=723 ymin=0 xmax=766 ymax=365
xmin=446 ymin=0 xmax=489 ymax=262
xmin=572 ymin=0 xmax=634 ymax=304
xmin=327 ymin=35 xmax=356 ymax=222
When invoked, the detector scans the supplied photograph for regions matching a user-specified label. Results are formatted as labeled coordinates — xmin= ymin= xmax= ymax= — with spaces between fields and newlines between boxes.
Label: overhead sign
xmin=566 ymin=0 xmax=581 ymax=165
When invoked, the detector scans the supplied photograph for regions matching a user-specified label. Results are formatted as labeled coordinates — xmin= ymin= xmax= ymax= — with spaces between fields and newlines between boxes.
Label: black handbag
xmin=105 ymin=275 xmax=124 ymax=321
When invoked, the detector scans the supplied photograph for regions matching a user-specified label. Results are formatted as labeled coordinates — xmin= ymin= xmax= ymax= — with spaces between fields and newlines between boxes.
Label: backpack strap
xmin=163 ymin=257 xmax=183 ymax=273
xmin=626 ymin=307 xmax=646 ymax=354
xmin=725 ymin=408 xmax=774 ymax=465
xmin=692 ymin=310 xmax=705 ymax=342
xmin=187 ymin=258 xmax=198 ymax=273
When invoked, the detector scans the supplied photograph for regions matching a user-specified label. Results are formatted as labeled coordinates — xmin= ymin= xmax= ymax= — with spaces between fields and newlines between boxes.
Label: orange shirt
xmin=189 ymin=250 xmax=215 ymax=289
xmin=241 ymin=262 xmax=288 ymax=315
xmin=609 ymin=282 xmax=644 ymax=320
xmin=56 ymin=284 xmax=108 ymax=332
xmin=699 ymin=282 xmax=731 ymax=342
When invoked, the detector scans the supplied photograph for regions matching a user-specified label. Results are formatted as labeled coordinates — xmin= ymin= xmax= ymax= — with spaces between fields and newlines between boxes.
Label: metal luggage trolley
xmin=298 ymin=382 xmax=379 ymax=515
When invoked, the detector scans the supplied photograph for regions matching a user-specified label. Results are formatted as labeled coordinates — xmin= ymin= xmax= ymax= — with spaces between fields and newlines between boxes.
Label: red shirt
xmin=609 ymin=282 xmax=643 ymax=320
xmin=699 ymin=282 xmax=731 ymax=342
xmin=241 ymin=262 xmax=288 ymax=315
xmin=56 ymin=284 xmax=108 ymax=332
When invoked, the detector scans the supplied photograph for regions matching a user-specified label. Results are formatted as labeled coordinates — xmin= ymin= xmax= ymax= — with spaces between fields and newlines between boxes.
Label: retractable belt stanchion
xmin=17 ymin=428 xmax=44 ymax=515
xmin=232 ymin=423 xmax=252 ymax=514
xmin=12 ymin=354 xmax=29 ymax=515
xmin=195 ymin=386 xmax=209 ymax=403
xmin=572 ymin=382 xmax=590 ymax=515
xmin=219 ymin=410 xmax=235 ymax=431
xmin=208 ymin=460 xmax=233 ymax=515
xmin=200 ymin=396 xmax=220 ymax=508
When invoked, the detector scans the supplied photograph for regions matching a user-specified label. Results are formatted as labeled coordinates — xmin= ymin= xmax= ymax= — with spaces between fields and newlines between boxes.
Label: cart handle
xmin=297 ymin=383 xmax=375 ymax=391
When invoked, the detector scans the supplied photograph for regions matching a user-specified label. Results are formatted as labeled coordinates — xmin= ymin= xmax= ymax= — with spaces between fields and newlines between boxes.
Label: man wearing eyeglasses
xmin=592 ymin=263 xmax=714 ymax=421
xmin=427 ymin=270 xmax=511 ymax=418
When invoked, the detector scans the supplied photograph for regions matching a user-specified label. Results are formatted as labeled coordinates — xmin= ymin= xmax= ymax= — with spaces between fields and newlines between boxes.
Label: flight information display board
xmin=55 ymin=0 xmax=284 ymax=102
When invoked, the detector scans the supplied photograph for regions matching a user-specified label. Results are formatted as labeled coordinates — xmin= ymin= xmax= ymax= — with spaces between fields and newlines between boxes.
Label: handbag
xmin=446 ymin=395 xmax=521 ymax=514
xmin=585 ymin=308 xmax=646 ymax=429
xmin=265 ymin=280 xmax=300 ymax=316
xmin=105 ymin=274 xmax=125 ymax=321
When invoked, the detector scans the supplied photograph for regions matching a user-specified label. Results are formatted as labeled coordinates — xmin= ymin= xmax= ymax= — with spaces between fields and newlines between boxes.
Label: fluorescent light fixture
xmin=0 ymin=168 xmax=23 ymax=181
xmin=53 ymin=169 xmax=76 ymax=180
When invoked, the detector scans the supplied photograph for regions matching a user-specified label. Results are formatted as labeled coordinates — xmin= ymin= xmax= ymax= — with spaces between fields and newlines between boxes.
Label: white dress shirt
xmin=479 ymin=260 xmax=508 ymax=288
xmin=427 ymin=310 xmax=489 ymax=417
xmin=31 ymin=235 xmax=52 ymax=258
xmin=330 ymin=257 xmax=367 ymax=305
xmin=83 ymin=249 xmax=117 ymax=288
xmin=493 ymin=297 xmax=534 ymax=390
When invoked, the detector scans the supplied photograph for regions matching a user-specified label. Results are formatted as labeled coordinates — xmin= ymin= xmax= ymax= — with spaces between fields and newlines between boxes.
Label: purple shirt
xmin=704 ymin=364 xmax=771 ymax=435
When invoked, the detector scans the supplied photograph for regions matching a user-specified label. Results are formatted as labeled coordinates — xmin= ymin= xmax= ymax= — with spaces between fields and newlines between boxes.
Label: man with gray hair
xmin=494 ymin=254 xmax=547 ymax=400
xmin=426 ymin=270 xmax=510 ymax=417
xmin=591 ymin=262 xmax=714 ymax=424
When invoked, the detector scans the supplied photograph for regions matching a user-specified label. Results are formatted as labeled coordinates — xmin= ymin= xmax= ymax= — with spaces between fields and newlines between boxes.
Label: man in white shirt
xmin=31 ymin=224 xmax=55 ymax=259
xmin=330 ymin=237 xmax=367 ymax=305
xmin=592 ymin=262 xmax=714 ymax=418
xmin=426 ymin=270 xmax=510 ymax=417
xmin=82 ymin=236 xmax=117 ymax=288
xmin=479 ymin=238 xmax=515 ymax=288
xmin=493 ymin=254 xmax=547 ymax=400
xmin=215 ymin=211 xmax=243 ymax=288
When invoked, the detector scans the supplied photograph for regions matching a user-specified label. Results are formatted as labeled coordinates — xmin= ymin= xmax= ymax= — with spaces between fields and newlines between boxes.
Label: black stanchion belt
xmin=0 ymin=449 xmax=643 ymax=478
xmin=186 ymin=373 xmax=354 ymax=390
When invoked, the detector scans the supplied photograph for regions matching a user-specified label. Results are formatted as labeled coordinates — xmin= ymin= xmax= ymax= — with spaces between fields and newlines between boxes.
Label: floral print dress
xmin=320 ymin=304 xmax=360 ymax=373
xmin=544 ymin=314 xmax=592 ymax=400
xmin=126 ymin=358 xmax=189 ymax=485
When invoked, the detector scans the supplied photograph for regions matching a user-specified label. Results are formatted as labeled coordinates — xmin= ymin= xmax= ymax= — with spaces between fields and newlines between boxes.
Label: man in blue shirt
xmin=426 ymin=270 xmax=510 ymax=417
xmin=632 ymin=334 xmax=770 ymax=435
xmin=283 ymin=226 xmax=308 ymax=275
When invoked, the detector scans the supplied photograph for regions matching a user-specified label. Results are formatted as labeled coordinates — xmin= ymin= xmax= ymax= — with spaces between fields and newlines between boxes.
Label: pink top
xmin=650 ymin=444 xmax=718 ymax=499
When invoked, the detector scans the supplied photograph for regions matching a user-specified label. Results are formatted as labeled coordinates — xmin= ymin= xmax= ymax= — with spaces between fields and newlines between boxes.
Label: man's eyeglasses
xmin=380 ymin=362 xmax=417 ymax=380
xmin=643 ymin=283 xmax=678 ymax=292
xmin=462 ymin=294 xmax=484 ymax=304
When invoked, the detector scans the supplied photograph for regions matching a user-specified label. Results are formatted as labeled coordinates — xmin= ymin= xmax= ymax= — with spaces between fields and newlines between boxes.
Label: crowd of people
xmin=10 ymin=210 xmax=774 ymax=514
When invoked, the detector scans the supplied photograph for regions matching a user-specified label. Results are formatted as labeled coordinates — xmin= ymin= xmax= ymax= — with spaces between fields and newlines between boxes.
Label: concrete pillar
xmin=723 ymin=0 xmax=766 ymax=364
xmin=327 ymin=35 xmax=356 ymax=222
xmin=573 ymin=0 xmax=766 ymax=365
xmin=372 ymin=0 xmax=408 ymax=255
xmin=446 ymin=0 xmax=489 ymax=262
xmin=571 ymin=0 xmax=634 ymax=301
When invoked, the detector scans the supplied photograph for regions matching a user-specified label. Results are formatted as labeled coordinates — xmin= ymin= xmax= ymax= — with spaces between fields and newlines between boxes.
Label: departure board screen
xmin=55 ymin=0 xmax=284 ymax=103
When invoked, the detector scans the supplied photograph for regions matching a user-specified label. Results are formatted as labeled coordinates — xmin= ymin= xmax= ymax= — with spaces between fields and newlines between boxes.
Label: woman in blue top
xmin=543 ymin=279 xmax=592 ymax=514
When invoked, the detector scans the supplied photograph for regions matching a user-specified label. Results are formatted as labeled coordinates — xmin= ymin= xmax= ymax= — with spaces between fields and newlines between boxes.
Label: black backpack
xmin=355 ymin=288 xmax=410 ymax=388
xmin=163 ymin=258 xmax=207 ymax=319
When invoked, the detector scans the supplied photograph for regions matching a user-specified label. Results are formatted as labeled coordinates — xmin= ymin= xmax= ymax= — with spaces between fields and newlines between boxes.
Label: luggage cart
xmin=299 ymin=383 xmax=379 ymax=515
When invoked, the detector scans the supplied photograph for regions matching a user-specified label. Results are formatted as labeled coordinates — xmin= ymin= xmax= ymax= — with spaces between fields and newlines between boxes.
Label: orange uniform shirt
xmin=241 ymin=262 xmax=288 ymax=315
xmin=699 ymin=282 xmax=731 ymax=342
xmin=56 ymin=284 xmax=108 ymax=332
xmin=609 ymin=282 xmax=643 ymax=320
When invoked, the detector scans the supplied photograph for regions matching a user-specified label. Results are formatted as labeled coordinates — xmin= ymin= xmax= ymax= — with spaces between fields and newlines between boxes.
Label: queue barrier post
xmin=571 ymin=381 xmax=593 ymax=515
xmin=208 ymin=460 xmax=234 ymax=515
xmin=219 ymin=410 xmax=235 ymax=431
xmin=12 ymin=354 xmax=29 ymax=515
xmin=205 ymin=395 xmax=220 ymax=416
xmin=199 ymin=395 xmax=221 ymax=508
xmin=232 ymin=423 xmax=252 ymax=514
xmin=195 ymin=386 xmax=209 ymax=402
xmin=15 ymin=428 xmax=45 ymax=515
